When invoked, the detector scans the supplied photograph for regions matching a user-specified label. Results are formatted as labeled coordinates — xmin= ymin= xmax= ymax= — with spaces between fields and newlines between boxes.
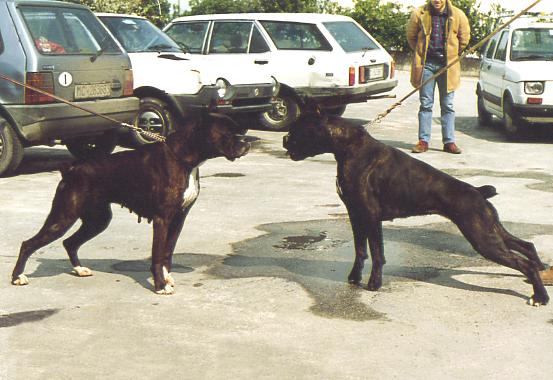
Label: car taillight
xmin=25 ymin=72 xmax=55 ymax=104
xmin=390 ymin=60 xmax=396 ymax=79
xmin=349 ymin=67 xmax=355 ymax=86
xmin=359 ymin=66 xmax=366 ymax=84
xmin=123 ymin=69 xmax=134 ymax=97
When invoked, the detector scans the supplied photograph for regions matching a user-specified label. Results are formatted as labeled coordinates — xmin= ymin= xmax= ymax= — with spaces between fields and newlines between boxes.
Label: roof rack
xmin=498 ymin=11 xmax=553 ymax=25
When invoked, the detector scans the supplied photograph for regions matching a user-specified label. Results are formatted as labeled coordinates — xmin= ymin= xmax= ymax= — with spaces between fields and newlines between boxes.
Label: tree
xmin=185 ymin=0 xmax=342 ymax=15
xmin=67 ymin=0 xmax=173 ymax=26
xmin=346 ymin=0 xmax=409 ymax=52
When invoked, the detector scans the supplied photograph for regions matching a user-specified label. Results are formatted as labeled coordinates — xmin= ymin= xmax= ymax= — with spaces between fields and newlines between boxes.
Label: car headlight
xmin=216 ymin=78 xmax=228 ymax=98
xmin=525 ymin=81 xmax=544 ymax=95
xmin=271 ymin=76 xmax=280 ymax=96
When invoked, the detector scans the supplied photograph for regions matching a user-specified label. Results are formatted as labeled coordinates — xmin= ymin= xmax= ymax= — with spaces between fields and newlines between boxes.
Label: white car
xmin=477 ymin=15 xmax=553 ymax=139
xmin=97 ymin=13 xmax=278 ymax=144
xmin=165 ymin=13 xmax=398 ymax=130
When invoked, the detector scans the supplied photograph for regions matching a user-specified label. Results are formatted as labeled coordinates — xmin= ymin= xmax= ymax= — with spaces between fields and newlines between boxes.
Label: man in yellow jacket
xmin=407 ymin=0 xmax=470 ymax=154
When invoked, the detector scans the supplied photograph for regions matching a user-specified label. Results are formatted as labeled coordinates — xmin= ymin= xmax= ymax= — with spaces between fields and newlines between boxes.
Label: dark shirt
xmin=428 ymin=7 xmax=447 ymax=61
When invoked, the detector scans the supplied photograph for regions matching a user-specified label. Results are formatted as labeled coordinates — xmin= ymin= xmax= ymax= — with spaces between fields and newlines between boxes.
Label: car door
xmin=486 ymin=31 xmax=509 ymax=114
xmin=479 ymin=34 xmax=499 ymax=112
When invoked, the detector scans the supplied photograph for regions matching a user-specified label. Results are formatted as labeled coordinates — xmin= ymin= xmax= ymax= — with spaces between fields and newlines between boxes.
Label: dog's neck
xmin=165 ymin=123 xmax=205 ymax=169
xmin=324 ymin=122 xmax=371 ymax=160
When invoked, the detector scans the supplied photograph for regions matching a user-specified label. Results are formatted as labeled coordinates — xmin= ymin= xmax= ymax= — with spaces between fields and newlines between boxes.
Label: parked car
xmin=477 ymin=14 xmax=553 ymax=139
xmin=165 ymin=13 xmax=398 ymax=130
xmin=0 ymin=0 xmax=139 ymax=176
xmin=97 ymin=13 xmax=278 ymax=144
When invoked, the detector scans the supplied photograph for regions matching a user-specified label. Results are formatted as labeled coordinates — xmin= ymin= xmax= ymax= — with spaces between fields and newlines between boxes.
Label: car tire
xmin=259 ymin=95 xmax=300 ymax=131
xmin=325 ymin=105 xmax=347 ymax=116
xmin=503 ymin=97 xmax=526 ymax=140
xmin=0 ymin=121 xmax=24 ymax=176
xmin=129 ymin=97 xmax=175 ymax=146
xmin=477 ymin=89 xmax=492 ymax=127
xmin=66 ymin=133 xmax=117 ymax=160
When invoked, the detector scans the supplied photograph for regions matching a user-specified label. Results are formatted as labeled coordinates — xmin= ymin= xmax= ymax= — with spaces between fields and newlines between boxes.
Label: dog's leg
xmin=62 ymin=204 xmax=113 ymax=277
xmin=151 ymin=217 xmax=174 ymax=295
xmin=457 ymin=219 xmax=549 ymax=306
xmin=367 ymin=221 xmax=385 ymax=291
xmin=12 ymin=209 xmax=79 ymax=285
xmin=346 ymin=212 xmax=369 ymax=285
xmin=497 ymin=225 xmax=546 ymax=270
xmin=162 ymin=208 xmax=193 ymax=287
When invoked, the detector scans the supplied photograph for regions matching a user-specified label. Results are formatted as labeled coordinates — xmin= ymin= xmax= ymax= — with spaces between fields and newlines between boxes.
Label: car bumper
xmin=296 ymin=78 xmax=398 ymax=104
xmin=171 ymin=83 xmax=275 ymax=116
xmin=513 ymin=103 xmax=553 ymax=124
xmin=5 ymin=97 xmax=139 ymax=143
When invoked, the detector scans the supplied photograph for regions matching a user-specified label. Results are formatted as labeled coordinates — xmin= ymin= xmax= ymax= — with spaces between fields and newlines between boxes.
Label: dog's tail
xmin=477 ymin=185 xmax=497 ymax=199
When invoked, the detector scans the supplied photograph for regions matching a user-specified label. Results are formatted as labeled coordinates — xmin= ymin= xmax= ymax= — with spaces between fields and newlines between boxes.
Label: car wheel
xmin=0 ymin=121 xmax=24 ymax=176
xmin=503 ymin=97 xmax=526 ymax=140
xmin=129 ymin=97 xmax=175 ymax=146
xmin=259 ymin=95 xmax=300 ymax=131
xmin=477 ymin=90 xmax=492 ymax=127
xmin=66 ymin=134 xmax=117 ymax=160
xmin=325 ymin=105 xmax=347 ymax=116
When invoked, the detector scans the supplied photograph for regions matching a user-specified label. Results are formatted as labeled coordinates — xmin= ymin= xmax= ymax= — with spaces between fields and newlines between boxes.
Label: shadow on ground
xmin=20 ymin=218 xmax=553 ymax=322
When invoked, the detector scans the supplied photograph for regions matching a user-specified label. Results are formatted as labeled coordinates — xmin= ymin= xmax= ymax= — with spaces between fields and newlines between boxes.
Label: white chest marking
xmin=182 ymin=166 xmax=200 ymax=209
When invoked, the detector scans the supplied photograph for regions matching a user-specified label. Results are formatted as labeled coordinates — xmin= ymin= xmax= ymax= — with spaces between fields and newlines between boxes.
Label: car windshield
xmin=260 ymin=21 xmax=332 ymax=51
xmin=323 ymin=21 xmax=379 ymax=53
xmin=100 ymin=16 xmax=182 ymax=53
xmin=510 ymin=27 xmax=553 ymax=61
xmin=20 ymin=6 xmax=120 ymax=55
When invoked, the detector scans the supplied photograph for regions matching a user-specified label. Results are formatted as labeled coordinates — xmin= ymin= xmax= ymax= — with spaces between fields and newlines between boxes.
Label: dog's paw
xmin=528 ymin=295 xmax=549 ymax=307
xmin=12 ymin=274 xmax=29 ymax=286
xmin=155 ymin=284 xmax=175 ymax=295
xmin=162 ymin=266 xmax=175 ymax=287
xmin=73 ymin=266 xmax=93 ymax=277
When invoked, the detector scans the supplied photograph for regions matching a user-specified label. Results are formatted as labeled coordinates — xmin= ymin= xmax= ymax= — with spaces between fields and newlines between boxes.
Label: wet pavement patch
xmin=112 ymin=260 xmax=191 ymax=273
xmin=206 ymin=218 xmax=553 ymax=321
xmin=0 ymin=308 xmax=60 ymax=328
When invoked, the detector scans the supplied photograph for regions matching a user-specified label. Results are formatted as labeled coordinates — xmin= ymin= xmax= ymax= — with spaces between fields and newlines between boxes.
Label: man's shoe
xmin=539 ymin=267 xmax=553 ymax=286
xmin=412 ymin=140 xmax=428 ymax=153
xmin=443 ymin=142 xmax=462 ymax=154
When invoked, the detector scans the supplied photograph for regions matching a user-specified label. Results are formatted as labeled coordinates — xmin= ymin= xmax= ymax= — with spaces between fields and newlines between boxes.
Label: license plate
xmin=74 ymin=83 xmax=111 ymax=99
xmin=368 ymin=64 xmax=384 ymax=80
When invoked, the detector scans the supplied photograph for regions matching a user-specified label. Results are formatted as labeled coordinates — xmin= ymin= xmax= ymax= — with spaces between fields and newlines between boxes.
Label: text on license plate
xmin=74 ymin=83 xmax=111 ymax=99
xmin=368 ymin=64 xmax=384 ymax=79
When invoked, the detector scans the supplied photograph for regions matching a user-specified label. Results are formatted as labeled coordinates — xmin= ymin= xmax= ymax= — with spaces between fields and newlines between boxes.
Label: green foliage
xmin=66 ymin=0 xmax=173 ymax=26
xmin=185 ymin=0 xmax=343 ymax=15
xmin=346 ymin=0 xmax=410 ymax=52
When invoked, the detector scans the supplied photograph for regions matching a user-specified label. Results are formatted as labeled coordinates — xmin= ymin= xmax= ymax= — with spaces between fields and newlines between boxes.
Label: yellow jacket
xmin=406 ymin=0 xmax=470 ymax=92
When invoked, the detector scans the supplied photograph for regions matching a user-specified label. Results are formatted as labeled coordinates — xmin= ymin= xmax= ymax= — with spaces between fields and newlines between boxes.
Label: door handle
xmin=254 ymin=60 xmax=268 ymax=65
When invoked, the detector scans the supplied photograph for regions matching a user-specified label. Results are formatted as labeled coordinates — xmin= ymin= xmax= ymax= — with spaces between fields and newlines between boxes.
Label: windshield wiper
xmin=361 ymin=46 xmax=374 ymax=57
xmin=147 ymin=43 xmax=177 ymax=53
xmin=90 ymin=35 xmax=111 ymax=62
xmin=513 ymin=54 xmax=549 ymax=61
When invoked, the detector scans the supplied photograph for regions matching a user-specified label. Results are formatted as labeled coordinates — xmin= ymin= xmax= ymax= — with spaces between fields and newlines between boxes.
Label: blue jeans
xmin=418 ymin=59 xmax=455 ymax=144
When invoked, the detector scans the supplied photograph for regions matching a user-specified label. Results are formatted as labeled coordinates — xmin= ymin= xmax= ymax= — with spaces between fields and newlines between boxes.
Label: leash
xmin=0 ymin=73 xmax=166 ymax=142
xmin=365 ymin=0 xmax=544 ymax=128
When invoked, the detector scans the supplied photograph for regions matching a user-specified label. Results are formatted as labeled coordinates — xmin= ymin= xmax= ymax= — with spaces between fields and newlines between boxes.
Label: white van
xmin=165 ymin=13 xmax=398 ymax=130
xmin=477 ymin=14 xmax=553 ymax=139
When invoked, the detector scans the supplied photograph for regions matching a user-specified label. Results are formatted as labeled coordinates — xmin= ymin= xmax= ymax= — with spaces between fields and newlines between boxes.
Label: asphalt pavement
xmin=1 ymin=71 xmax=553 ymax=379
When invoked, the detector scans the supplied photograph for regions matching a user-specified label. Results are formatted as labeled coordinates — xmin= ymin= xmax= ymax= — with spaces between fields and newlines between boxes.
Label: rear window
xmin=510 ymin=27 xmax=553 ymax=61
xmin=323 ymin=21 xmax=379 ymax=52
xmin=19 ymin=5 xmax=120 ymax=55
xmin=260 ymin=21 xmax=332 ymax=51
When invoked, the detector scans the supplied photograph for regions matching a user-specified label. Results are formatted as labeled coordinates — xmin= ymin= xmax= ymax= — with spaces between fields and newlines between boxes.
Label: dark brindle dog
xmin=12 ymin=113 xmax=249 ymax=294
xmin=283 ymin=102 xmax=549 ymax=306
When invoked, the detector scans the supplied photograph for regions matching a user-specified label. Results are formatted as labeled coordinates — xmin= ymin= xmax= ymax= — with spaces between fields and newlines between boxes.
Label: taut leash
xmin=365 ymin=0 xmax=544 ymax=128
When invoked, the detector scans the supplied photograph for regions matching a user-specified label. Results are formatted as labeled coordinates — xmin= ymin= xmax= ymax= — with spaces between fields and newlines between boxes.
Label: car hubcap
xmin=137 ymin=110 xmax=164 ymax=135
xmin=267 ymin=98 xmax=287 ymax=122
xmin=0 ymin=134 xmax=4 ymax=157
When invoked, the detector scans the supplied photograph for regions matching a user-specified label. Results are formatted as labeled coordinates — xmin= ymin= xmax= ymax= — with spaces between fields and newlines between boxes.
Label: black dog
xmin=283 ymin=102 xmax=549 ymax=306
xmin=12 ymin=113 xmax=249 ymax=294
